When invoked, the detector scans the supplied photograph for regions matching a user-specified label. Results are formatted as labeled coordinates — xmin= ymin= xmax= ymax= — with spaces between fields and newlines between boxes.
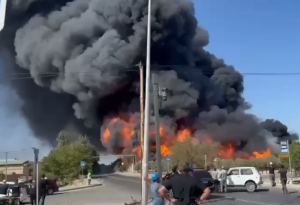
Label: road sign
xmin=280 ymin=140 xmax=289 ymax=153
xmin=166 ymin=156 xmax=170 ymax=161
xmin=0 ymin=0 xmax=8 ymax=31
xmin=279 ymin=153 xmax=290 ymax=158
xmin=80 ymin=161 xmax=86 ymax=167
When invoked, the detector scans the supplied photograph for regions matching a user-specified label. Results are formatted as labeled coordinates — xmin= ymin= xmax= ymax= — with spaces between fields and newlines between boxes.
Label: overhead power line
xmin=1 ymin=64 xmax=300 ymax=81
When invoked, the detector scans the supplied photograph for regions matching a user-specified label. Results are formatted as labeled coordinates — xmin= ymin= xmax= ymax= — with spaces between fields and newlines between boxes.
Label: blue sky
xmin=193 ymin=0 xmax=300 ymax=133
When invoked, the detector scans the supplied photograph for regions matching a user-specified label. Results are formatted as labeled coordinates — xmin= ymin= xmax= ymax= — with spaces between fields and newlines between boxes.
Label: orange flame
xmin=102 ymin=117 xmax=271 ymax=160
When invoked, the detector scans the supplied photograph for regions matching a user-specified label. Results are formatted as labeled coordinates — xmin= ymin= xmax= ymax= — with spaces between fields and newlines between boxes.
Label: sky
xmin=193 ymin=0 xmax=300 ymax=133
xmin=1 ymin=0 xmax=299 ymax=164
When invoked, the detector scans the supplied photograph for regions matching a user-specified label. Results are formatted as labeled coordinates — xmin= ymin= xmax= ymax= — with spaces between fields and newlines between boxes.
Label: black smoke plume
xmin=0 ymin=0 xmax=297 ymax=152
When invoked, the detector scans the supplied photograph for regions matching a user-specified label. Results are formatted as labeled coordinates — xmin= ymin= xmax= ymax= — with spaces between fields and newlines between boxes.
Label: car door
xmin=240 ymin=168 xmax=254 ymax=185
xmin=227 ymin=168 xmax=242 ymax=186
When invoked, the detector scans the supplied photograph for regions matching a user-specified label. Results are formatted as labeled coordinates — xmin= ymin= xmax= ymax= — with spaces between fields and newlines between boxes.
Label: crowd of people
xmin=0 ymin=174 xmax=49 ymax=205
xmin=144 ymin=162 xmax=211 ymax=205
xmin=144 ymin=162 xmax=290 ymax=205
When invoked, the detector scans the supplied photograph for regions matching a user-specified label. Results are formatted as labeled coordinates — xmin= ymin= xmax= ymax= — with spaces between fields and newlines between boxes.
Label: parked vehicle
xmin=227 ymin=166 xmax=263 ymax=192
xmin=46 ymin=180 xmax=59 ymax=195
xmin=192 ymin=168 xmax=215 ymax=193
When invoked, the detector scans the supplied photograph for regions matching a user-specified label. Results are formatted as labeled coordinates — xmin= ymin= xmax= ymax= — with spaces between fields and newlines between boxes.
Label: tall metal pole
xmin=139 ymin=61 xmax=144 ymax=173
xmin=287 ymin=140 xmax=293 ymax=181
xmin=5 ymin=152 xmax=7 ymax=181
xmin=141 ymin=0 xmax=152 ymax=204
xmin=152 ymin=73 xmax=162 ymax=178
xmin=33 ymin=148 xmax=39 ymax=205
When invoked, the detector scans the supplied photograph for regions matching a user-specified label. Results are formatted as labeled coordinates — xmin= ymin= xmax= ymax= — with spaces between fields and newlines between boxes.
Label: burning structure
xmin=0 ymin=0 xmax=298 ymax=157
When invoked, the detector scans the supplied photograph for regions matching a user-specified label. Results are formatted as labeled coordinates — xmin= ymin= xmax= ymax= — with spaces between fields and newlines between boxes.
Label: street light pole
xmin=152 ymin=73 xmax=162 ymax=178
xmin=33 ymin=148 xmax=39 ymax=205
xmin=141 ymin=0 xmax=152 ymax=204
xmin=5 ymin=152 xmax=7 ymax=181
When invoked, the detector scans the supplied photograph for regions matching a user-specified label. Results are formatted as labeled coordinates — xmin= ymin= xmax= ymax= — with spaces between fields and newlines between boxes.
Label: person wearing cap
xmin=159 ymin=162 xmax=211 ymax=205
xmin=144 ymin=173 xmax=165 ymax=205
xmin=268 ymin=162 xmax=276 ymax=187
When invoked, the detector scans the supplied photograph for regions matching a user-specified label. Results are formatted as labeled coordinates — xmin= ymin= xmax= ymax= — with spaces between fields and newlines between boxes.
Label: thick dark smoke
xmin=0 ymin=0 xmax=297 ymax=152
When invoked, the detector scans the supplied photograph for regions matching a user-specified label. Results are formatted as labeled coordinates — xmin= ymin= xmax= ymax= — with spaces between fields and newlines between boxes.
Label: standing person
xmin=268 ymin=162 xmax=276 ymax=187
xmin=39 ymin=174 xmax=48 ymax=205
xmin=278 ymin=165 xmax=288 ymax=194
xmin=210 ymin=168 xmax=218 ymax=192
xmin=158 ymin=162 xmax=211 ymax=205
xmin=28 ymin=179 xmax=37 ymax=205
xmin=218 ymin=167 xmax=227 ymax=193
xmin=144 ymin=173 xmax=165 ymax=205
xmin=87 ymin=171 xmax=92 ymax=185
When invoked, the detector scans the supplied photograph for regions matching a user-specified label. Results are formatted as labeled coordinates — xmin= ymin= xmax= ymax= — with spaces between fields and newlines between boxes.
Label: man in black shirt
xmin=28 ymin=179 xmax=37 ymax=205
xmin=268 ymin=162 xmax=276 ymax=187
xmin=278 ymin=165 xmax=288 ymax=194
xmin=39 ymin=174 xmax=48 ymax=205
xmin=159 ymin=162 xmax=211 ymax=205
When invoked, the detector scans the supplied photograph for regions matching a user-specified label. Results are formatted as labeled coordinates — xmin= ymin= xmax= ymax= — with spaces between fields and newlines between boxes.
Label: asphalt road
xmin=45 ymin=177 xmax=140 ymax=205
xmin=105 ymin=174 xmax=300 ymax=205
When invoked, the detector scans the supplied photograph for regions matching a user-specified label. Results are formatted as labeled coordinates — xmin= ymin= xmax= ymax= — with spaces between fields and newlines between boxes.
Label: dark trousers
xmin=30 ymin=195 xmax=37 ymax=205
xmin=269 ymin=174 xmax=276 ymax=186
xmin=40 ymin=191 xmax=47 ymax=205
xmin=280 ymin=179 xmax=288 ymax=194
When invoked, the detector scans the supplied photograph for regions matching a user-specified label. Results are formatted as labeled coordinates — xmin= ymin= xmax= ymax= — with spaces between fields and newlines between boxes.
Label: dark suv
xmin=192 ymin=169 xmax=215 ymax=192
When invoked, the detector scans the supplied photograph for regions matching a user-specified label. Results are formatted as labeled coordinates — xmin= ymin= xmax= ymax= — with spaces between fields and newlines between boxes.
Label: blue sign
xmin=280 ymin=141 xmax=289 ymax=153
xmin=80 ymin=161 xmax=86 ymax=167
xmin=166 ymin=156 xmax=171 ymax=161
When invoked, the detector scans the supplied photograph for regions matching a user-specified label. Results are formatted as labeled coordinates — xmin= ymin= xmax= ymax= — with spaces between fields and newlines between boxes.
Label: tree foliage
xmin=279 ymin=140 xmax=300 ymax=175
xmin=170 ymin=137 xmax=220 ymax=168
xmin=41 ymin=132 xmax=99 ymax=183
xmin=0 ymin=172 xmax=4 ymax=181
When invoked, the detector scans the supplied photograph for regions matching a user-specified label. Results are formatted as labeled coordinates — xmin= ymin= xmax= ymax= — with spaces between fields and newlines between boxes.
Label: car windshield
xmin=193 ymin=170 xmax=213 ymax=179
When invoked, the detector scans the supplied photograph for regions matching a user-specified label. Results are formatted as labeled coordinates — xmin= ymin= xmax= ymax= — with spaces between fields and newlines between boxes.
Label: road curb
xmin=59 ymin=183 xmax=103 ymax=192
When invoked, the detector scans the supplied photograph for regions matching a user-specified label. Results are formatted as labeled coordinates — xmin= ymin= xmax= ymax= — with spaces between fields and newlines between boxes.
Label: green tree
xmin=170 ymin=137 xmax=220 ymax=168
xmin=0 ymin=172 xmax=5 ymax=181
xmin=41 ymin=132 xmax=99 ymax=184
xmin=279 ymin=140 xmax=300 ymax=175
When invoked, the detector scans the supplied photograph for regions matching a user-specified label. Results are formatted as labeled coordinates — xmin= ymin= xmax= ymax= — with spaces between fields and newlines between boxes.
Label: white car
xmin=226 ymin=166 xmax=263 ymax=192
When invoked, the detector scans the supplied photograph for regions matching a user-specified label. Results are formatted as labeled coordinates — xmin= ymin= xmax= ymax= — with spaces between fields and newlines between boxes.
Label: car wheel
xmin=47 ymin=188 xmax=54 ymax=195
xmin=245 ymin=181 xmax=256 ymax=192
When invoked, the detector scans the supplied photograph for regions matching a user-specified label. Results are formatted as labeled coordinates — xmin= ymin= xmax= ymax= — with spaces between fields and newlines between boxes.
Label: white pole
xmin=287 ymin=140 xmax=293 ymax=181
xmin=141 ymin=0 xmax=152 ymax=204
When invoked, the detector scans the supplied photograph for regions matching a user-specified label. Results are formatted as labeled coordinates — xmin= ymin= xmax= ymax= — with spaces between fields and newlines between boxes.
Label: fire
xmin=102 ymin=117 xmax=271 ymax=160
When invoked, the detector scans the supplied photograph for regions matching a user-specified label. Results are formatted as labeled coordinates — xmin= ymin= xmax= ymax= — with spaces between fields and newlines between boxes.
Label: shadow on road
xmin=203 ymin=194 xmax=236 ymax=204
xmin=225 ymin=188 xmax=269 ymax=193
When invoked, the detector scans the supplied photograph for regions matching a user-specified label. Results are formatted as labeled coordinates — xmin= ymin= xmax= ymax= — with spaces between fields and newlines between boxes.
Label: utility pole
xmin=152 ymin=73 xmax=162 ymax=178
xmin=138 ymin=61 xmax=144 ymax=191
xmin=5 ymin=152 xmax=8 ymax=181
xmin=33 ymin=148 xmax=39 ymax=205
xmin=141 ymin=0 xmax=152 ymax=203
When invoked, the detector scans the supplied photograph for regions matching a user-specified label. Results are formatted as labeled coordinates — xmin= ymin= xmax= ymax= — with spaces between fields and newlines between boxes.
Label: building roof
xmin=0 ymin=160 xmax=29 ymax=166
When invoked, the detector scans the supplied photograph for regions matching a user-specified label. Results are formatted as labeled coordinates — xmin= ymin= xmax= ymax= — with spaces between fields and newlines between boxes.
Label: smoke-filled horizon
xmin=0 ymin=0 xmax=298 ymax=153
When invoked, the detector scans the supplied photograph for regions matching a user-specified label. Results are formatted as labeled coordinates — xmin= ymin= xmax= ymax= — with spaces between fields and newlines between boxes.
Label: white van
xmin=227 ymin=167 xmax=263 ymax=192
